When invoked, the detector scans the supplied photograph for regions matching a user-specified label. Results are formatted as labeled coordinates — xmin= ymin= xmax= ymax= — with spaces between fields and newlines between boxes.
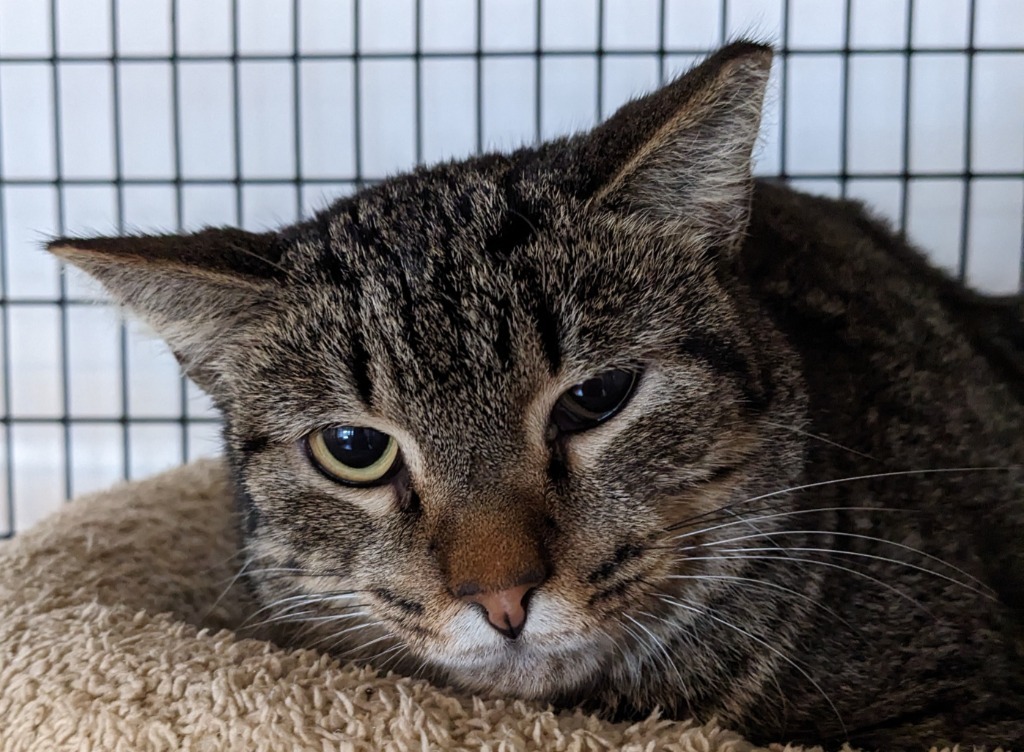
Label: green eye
xmin=551 ymin=369 xmax=639 ymax=434
xmin=307 ymin=426 xmax=402 ymax=486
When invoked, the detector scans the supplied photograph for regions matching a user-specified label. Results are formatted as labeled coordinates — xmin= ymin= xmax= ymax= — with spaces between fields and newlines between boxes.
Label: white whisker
xmin=710 ymin=544 xmax=994 ymax=600
xmin=677 ymin=529 xmax=994 ymax=595
xmin=677 ymin=553 xmax=932 ymax=615
xmin=664 ymin=505 xmax=909 ymax=544
xmin=202 ymin=556 xmax=253 ymax=622
xmin=311 ymin=620 xmax=383 ymax=652
xmin=370 ymin=643 xmax=409 ymax=671
xmin=623 ymin=613 xmax=677 ymax=680
xmin=245 ymin=608 xmax=371 ymax=634
xmin=237 ymin=590 xmax=363 ymax=630
xmin=760 ymin=419 xmax=878 ymax=461
xmin=336 ymin=632 xmax=395 ymax=660
xmin=659 ymin=594 xmax=847 ymax=738
xmin=668 ymin=466 xmax=1015 ymax=532
xmin=663 ymin=572 xmax=864 ymax=640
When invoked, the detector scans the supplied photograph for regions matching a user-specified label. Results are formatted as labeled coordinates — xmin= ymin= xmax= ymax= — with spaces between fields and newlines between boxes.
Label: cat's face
xmin=217 ymin=163 xmax=801 ymax=700
xmin=50 ymin=43 xmax=807 ymax=707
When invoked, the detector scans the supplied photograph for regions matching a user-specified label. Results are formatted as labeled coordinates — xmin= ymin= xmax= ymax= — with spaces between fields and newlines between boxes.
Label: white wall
xmin=0 ymin=0 xmax=1022 ymax=531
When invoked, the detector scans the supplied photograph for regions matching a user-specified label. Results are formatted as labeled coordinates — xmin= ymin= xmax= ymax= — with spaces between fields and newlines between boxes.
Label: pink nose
xmin=460 ymin=583 xmax=536 ymax=639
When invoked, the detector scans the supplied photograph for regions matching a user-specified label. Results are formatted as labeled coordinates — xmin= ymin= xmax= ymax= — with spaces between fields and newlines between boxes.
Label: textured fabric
xmin=0 ymin=459 xmax=935 ymax=751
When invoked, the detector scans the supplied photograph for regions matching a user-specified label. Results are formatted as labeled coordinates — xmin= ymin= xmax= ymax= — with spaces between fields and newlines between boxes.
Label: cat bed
xmin=0 ymin=459 xmax=897 ymax=751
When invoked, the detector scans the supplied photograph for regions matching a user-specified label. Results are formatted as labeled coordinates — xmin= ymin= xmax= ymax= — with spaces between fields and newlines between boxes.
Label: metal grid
xmin=0 ymin=0 xmax=1022 ymax=537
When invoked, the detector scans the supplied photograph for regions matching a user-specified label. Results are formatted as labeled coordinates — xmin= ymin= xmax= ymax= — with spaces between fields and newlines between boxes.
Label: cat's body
xmin=705 ymin=181 xmax=1024 ymax=746
xmin=50 ymin=43 xmax=1024 ymax=749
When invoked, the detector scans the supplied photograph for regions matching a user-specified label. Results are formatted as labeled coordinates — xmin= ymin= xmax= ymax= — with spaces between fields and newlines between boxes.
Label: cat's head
xmin=50 ymin=43 xmax=808 ymax=708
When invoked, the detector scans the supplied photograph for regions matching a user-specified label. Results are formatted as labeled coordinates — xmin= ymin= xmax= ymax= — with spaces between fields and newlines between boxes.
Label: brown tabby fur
xmin=49 ymin=43 xmax=1024 ymax=749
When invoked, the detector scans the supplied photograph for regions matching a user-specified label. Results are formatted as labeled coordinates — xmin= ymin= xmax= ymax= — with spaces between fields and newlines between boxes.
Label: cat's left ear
xmin=48 ymin=228 xmax=285 ymax=394
xmin=581 ymin=41 xmax=772 ymax=249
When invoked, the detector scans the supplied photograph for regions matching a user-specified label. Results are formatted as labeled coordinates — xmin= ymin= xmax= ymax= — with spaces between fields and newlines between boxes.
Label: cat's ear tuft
xmin=583 ymin=41 xmax=773 ymax=247
xmin=48 ymin=227 xmax=286 ymax=394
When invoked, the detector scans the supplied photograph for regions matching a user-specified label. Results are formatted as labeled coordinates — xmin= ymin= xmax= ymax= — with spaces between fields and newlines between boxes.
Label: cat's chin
xmin=438 ymin=638 xmax=605 ymax=702
xmin=417 ymin=606 xmax=609 ymax=701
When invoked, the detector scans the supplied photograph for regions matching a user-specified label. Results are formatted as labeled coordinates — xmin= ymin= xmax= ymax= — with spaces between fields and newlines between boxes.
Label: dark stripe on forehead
xmin=533 ymin=289 xmax=563 ymax=374
xmin=348 ymin=328 xmax=375 ymax=407
xmin=392 ymin=256 xmax=418 ymax=345
xmin=494 ymin=293 xmax=514 ymax=371
xmin=517 ymin=263 xmax=562 ymax=374
xmin=484 ymin=209 xmax=538 ymax=260
xmin=678 ymin=333 xmax=769 ymax=412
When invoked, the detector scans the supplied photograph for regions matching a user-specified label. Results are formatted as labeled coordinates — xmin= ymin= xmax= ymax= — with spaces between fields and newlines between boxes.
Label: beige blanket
xmin=0 ymin=459 xmax=882 ymax=750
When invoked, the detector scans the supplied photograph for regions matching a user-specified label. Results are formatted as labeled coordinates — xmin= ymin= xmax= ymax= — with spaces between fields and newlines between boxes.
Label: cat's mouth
xmin=401 ymin=593 xmax=612 ymax=700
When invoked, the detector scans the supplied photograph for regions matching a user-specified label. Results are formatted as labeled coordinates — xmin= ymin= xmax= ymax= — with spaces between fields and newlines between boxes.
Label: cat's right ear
xmin=48 ymin=228 xmax=286 ymax=394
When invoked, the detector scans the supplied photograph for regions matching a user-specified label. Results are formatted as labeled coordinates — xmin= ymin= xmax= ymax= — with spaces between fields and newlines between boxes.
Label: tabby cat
xmin=49 ymin=42 xmax=1024 ymax=749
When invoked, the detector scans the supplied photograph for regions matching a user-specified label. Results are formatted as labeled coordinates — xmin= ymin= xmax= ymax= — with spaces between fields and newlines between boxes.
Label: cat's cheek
xmin=521 ymin=590 xmax=591 ymax=639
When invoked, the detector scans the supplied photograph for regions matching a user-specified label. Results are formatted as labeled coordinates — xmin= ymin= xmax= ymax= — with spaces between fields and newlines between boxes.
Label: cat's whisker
xmin=615 ymin=618 xmax=644 ymax=650
xmin=675 ymin=529 xmax=996 ymax=596
xmin=237 ymin=609 xmax=315 ymax=634
xmin=402 ymin=648 xmax=431 ymax=682
xmin=665 ymin=466 xmax=1017 ymax=533
xmin=245 ymin=608 xmax=372 ymax=634
xmin=199 ymin=550 xmax=249 ymax=578
xmin=662 ymin=572 xmax=866 ymax=642
xmin=243 ymin=570 xmax=353 ymax=584
xmin=658 ymin=594 xmax=848 ymax=739
xmin=677 ymin=553 xmax=933 ymax=615
xmin=622 ymin=613 xmax=676 ymax=681
xmin=237 ymin=603 xmax=368 ymax=638
xmin=759 ymin=419 xmax=879 ymax=462
xmin=334 ymin=631 xmax=395 ymax=661
xmin=254 ymin=589 xmax=362 ymax=612
xmin=720 ymin=504 xmax=799 ymax=570
xmin=239 ymin=563 xmax=353 ymax=581
xmin=238 ymin=567 xmax=318 ymax=577
xmin=370 ymin=643 xmax=409 ymax=672
xmin=661 ymin=500 xmax=798 ymax=538
xmin=202 ymin=555 xmax=255 ymax=622
xmin=632 ymin=611 xmax=692 ymax=685
xmin=599 ymin=620 xmax=634 ymax=667
xmin=633 ymin=609 xmax=720 ymax=682
xmin=236 ymin=590 xmax=364 ymax=630
xmin=615 ymin=618 xmax=666 ymax=680
xmin=706 ymin=543 xmax=995 ymax=600
xmin=659 ymin=505 xmax=911 ymax=546
xmin=311 ymin=619 xmax=385 ymax=653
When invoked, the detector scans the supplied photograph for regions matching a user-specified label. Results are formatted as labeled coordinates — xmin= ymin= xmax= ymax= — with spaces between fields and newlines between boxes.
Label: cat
xmin=48 ymin=41 xmax=1024 ymax=749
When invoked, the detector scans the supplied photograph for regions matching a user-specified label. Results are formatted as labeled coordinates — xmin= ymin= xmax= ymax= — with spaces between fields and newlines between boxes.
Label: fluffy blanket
xmin=0 ymin=459 xmax=922 ymax=751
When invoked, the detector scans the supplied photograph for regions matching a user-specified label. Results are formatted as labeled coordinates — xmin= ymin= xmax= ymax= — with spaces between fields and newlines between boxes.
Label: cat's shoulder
xmin=743 ymin=178 xmax=1022 ymax=325
xmin=745 ymin=178 xmax=933 ymax=285
xmin=743 ymin=178 xmax=1024 ymax=402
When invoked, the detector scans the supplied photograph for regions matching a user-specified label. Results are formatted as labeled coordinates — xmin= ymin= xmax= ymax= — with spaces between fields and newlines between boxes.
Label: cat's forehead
xmin=280 ymin=149 xmax=713 ymax=360
xmin=318 ymin=151 xmax=563 ymax=261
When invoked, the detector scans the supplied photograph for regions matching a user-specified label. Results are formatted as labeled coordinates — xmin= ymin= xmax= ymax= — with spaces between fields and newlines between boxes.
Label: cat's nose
xmin=456 ymin=574 xmax=544 ymax=639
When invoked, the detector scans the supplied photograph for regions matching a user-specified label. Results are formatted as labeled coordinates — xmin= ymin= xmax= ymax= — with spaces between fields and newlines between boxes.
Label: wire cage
xmin=0 ymin=0 xmax=1021 ymax=537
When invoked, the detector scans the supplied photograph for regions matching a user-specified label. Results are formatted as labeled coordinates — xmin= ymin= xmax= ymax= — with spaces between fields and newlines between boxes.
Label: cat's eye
xmin=551 ymin=368 xmax=639 ymax=434
xmin=307 ymin=426 xmax=402 ymax=486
